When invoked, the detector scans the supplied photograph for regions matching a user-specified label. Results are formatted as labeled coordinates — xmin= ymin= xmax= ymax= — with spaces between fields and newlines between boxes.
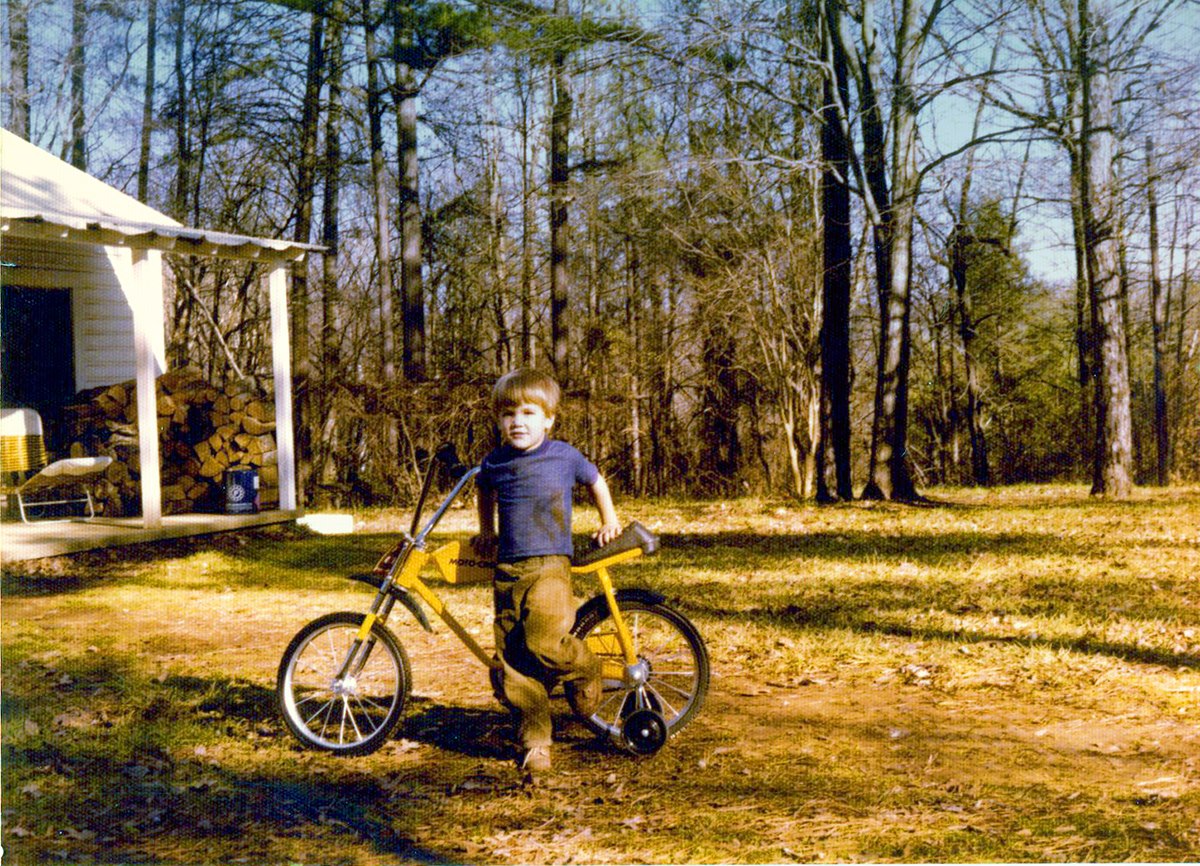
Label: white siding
xmin=1 ymin=236 xmax=166 ymax=392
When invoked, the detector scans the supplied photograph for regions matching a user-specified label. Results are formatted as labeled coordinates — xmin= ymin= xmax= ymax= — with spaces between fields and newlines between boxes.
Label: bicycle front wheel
xmin=277 ymin=612 xmax=411 ymax=756
xmin=571 ymin=600 xmax=709 ymax=741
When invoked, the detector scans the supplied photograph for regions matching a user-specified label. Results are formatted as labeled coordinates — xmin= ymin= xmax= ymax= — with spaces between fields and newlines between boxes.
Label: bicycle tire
xmin=277 ymin=611 xmax=411 ymax=756
xmin=571 ymin=599 xmax=709 ymax=741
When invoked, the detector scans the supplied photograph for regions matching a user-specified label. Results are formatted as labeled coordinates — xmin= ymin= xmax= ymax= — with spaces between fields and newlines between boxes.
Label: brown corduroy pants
xmin=492 ymin=555 xmax=600 ymax=749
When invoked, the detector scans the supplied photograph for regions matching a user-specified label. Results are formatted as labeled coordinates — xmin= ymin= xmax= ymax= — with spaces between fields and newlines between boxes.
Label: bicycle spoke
xmin=355 ymin=693 xmax=394 ymax=714
xmin=315 ymin=700 xmax=336 ymax=741
xmin=293 ymin=690 xmax=322 ymax=710
xmin=644 ymin=683 xmax=681 ymax=721
xmin=304 ymin=698 xmax=334 ymax=729
xmin=344 ymin=697 xmax=365 ymax=742
xmin=350 ymin=696 xmax=384 ymax=732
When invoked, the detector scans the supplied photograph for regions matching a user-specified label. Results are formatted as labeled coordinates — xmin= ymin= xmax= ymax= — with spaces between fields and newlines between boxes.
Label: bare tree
xmin=1146 ymin=135 xmax=1169 ymax=484
xmin=136 ymin=0 xmax=158 ymax=202
xmin=394 ymin=14 xmax=427 ymax=382
xmin=832 ymin=0 xmax=946 ymax=500
xmin=316 ymin=0 xmax=346 ymax=491
xmin=819 ymin=0 xmax=854 ymax=501
xmin=288 ymin=0 xmax=325 ymax=503
xmin=69 ymin=0 xmax=87 ymax=168
xmin=1078 ymin=0 xmax=1132 ymax=497
xmin=7 ymin=0 xmax=30 ymax=139
xmin=362 ymin=0 xmax=396 ymax=381
xmin=516 ymin=60 xmax=538 ymax=365
xmin=548 ymin=0 xmax=572 ymax=378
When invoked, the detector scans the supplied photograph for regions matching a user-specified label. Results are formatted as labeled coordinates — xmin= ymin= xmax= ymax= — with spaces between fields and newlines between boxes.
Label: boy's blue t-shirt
xmin=478 ymin=438 xmax=599 ymax=562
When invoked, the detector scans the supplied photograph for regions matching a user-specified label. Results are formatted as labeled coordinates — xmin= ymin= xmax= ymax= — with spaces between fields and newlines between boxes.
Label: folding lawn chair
xmin=0 ymin=407 xmax=113 ymax=522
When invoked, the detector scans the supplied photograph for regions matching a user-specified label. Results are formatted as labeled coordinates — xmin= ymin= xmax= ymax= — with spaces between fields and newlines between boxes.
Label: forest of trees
xmin=4 ymin=0 xmax=1198 ymax=506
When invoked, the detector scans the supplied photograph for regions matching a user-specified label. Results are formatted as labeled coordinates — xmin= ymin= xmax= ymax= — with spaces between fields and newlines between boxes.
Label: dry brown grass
xmin=3 ymin=484 xmax=1199 ymax=863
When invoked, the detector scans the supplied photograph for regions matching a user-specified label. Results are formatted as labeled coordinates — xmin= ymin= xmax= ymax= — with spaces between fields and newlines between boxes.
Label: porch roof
xmin=0 ymin=128 xmax=321 ymax=263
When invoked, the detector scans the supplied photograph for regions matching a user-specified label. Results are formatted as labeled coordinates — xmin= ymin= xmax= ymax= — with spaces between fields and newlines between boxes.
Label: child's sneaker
xmin=521 ymin=744 xmax=551 ymax=773
xmin=566 ymin=674 xmax=603 ymax=718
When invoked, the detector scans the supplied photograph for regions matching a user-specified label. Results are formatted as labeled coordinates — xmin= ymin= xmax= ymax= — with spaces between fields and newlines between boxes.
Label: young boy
xmin=474 ymin=368 xmax=622 ymax=774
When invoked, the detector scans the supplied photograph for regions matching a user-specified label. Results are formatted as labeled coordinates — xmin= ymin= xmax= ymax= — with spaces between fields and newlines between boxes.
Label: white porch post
xmin=268 ymin=261 xmax=298 ymax=512
xmin=131 ymin=248 xmax=164 ymax=528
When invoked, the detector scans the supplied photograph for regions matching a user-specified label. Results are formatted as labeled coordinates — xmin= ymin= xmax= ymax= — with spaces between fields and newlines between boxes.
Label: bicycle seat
xmin=572 ymin=521 xmax=659 ymax=568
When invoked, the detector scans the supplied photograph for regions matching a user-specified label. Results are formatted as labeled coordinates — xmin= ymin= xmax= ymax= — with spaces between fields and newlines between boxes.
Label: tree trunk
xmin=290 ymin=0 xmax=324 ymax=506
xmin=137 ymin=0 xmax=158 ymax=203
xmin=7 ymin=0 xmax=30 ymax=139
xmin=864 ymin=0 xmax=924 ymax=501
xmin=931 ymin=312 xmax=955 ymax=483
xmin=701 ymin=320 xmax=741 ymax=494
xmin=363 ymin=0 xmax=396 ymax=384
xmin=1079 ymin=0 xmax=1132 ymax=497
xmin=549 ymin=0 xmax=572 ymax=378
xmin=1146 ymin=136 xmax=1169 ymax=485
xmin=165 ymin=0 xmax=197 ymax=373
xmin=951 ymin=230 xmax=991 ymax=485
xmin=1171 ymin=245 xmax=1191 ymax=470
xmin=69 ymin=0 xmax=87 ymax=169
xmin=395 ymin=57 xmax=426 ymax=381
xmin=170 ymin=0 xmax=191 ymax=220
xmin=818 ymin=0 xmax=854 ymax=502
xmin=363 ymin=0 xmax=400 ymax=478
xmin=625 ymin=238 xmax=644 ymax=494
xmin=1068 ymin=143 xmax=1096 ymax=479
xmin=317 ymin=0 xmax=345 ymax=490
xmin=484 ymin=54 xmax=511 ymax=372
xmin=517 ymin=64 xmax=535 ymax=365
xmin=847 ymin=0 xmax=894 ymax=499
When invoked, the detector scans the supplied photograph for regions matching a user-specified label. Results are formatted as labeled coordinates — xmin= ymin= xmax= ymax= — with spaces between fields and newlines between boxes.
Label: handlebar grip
xmin=572 ymin=521 xmax=659 ymax=567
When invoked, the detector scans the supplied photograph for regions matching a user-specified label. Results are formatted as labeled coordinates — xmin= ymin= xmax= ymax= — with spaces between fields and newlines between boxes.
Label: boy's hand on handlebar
xmin=593 ymin=522 xmax=622 ymax=548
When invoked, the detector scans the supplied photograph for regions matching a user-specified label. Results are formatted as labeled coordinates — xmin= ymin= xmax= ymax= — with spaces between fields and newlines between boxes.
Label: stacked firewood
xmin=61 ymin=367 xmax=280 ymax=516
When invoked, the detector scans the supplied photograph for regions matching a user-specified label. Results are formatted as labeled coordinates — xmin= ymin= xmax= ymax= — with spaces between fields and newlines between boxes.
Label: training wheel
xmin=621 ymin=708 xmax=668 ymax=755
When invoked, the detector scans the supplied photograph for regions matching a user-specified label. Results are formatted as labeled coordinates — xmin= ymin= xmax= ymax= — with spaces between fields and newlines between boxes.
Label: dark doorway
xmin=1 ymin=286 xmax=76 ymax=416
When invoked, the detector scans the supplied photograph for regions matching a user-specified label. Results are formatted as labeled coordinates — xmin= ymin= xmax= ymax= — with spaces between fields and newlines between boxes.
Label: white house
xmin=0 ymin=127 xmax=319 ymax=529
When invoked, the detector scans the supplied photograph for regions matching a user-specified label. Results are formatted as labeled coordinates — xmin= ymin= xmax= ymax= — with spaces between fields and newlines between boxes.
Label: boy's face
xmin=498 ymin=401 xmax=554 ymax=451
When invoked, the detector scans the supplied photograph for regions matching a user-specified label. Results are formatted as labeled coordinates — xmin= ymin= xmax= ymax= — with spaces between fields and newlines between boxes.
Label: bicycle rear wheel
xmin=571 ymin=599 xmax=709 ymax=741
xmin=277 ymin=612 xmax=411 ymax=755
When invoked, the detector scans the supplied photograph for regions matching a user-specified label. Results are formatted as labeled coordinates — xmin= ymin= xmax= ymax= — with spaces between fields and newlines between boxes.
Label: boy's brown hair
xmin=492 ymin=368 xmax=561 ymax=416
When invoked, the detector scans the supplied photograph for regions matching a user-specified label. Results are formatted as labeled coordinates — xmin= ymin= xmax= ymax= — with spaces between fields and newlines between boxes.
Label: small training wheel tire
xmin=621 ymin=708 xmax=668 ymax=755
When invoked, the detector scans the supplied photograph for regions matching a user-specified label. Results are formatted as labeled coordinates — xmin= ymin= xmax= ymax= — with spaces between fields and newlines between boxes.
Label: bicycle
xmin=276 ymin=445 xmax=710 ymax=758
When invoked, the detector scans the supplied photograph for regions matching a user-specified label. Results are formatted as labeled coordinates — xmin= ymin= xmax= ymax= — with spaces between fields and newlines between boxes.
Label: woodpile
xmin=61 ymin=367 xmax=280 ymax=516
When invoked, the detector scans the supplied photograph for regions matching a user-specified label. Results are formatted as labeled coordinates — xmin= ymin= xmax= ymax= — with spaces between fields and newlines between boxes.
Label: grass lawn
xmin=2 ymin=484 xmax=1199 ymax=864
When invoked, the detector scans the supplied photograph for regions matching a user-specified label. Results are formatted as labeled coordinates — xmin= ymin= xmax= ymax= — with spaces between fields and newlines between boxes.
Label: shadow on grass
xmin=1 ymin=663 xmax=469 ymax=865
xmin=2 ymin=736 xmax=458 ymax=865
xmin=688 ymin=599 xmax=1200 ymax=670
xmin=160 ymin=673 xmax=279 ymax=724
xmin=0 ymin=531 xmax=450 ymax=598
xmin=401 ymin=701 xmax=516 ymax=761
xmin=656 ymin=529 xmax=1111 ymax=567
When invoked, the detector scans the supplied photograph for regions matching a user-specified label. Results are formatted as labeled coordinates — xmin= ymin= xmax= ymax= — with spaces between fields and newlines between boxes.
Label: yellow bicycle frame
xmin=572 ymin=548 xmax=644 ymax=673
xmin=365 ymin=538 xmax=646 ymax=677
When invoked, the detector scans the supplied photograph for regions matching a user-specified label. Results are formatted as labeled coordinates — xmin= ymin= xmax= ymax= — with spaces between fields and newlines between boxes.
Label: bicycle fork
xmin=587 ymin=559 xmax=671 ymax=754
